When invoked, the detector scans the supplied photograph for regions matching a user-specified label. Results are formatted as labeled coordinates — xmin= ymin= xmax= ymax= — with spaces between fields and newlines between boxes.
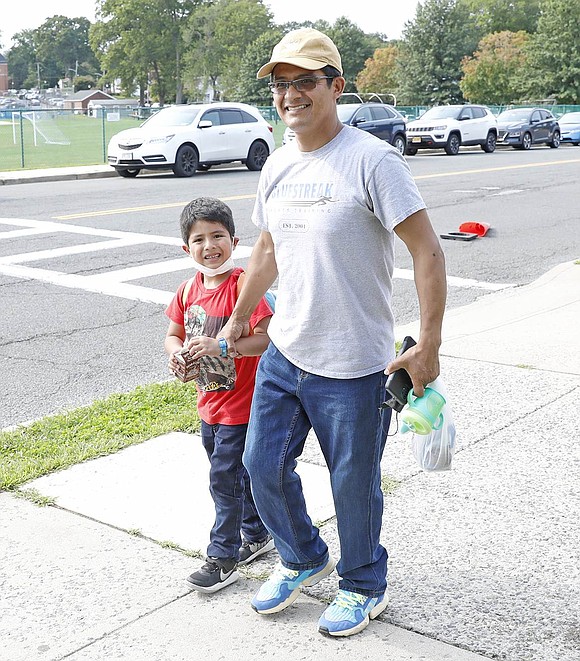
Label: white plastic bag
xmin=409 ymin=376 xmax=456 ymax=471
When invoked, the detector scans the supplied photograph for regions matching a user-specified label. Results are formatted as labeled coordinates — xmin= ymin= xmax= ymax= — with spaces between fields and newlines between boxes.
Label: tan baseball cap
xmin=257 ymin=28 xmax=343 ymax=79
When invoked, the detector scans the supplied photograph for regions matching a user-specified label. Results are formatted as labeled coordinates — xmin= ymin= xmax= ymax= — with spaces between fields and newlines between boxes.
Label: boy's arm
xmin=165 ymin=321 xmax=186 ymax=372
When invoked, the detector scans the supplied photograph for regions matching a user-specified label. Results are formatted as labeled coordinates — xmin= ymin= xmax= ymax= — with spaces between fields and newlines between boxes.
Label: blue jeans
xmin=200 ymin=421 xmax=268 ymax=561
xmin=244 ymin=344 xmax=392 ymax=597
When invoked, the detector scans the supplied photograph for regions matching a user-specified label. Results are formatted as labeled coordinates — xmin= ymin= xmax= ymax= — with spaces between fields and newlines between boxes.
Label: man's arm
xmin=221 ymin=230 xmax=278 ymax=353
xmin=389 ymin=209 xmax=447 ymax=397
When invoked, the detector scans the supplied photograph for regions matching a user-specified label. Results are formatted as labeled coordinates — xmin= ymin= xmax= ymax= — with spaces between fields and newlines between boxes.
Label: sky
xmin=1 ymin=0 xmax=420 ymax=49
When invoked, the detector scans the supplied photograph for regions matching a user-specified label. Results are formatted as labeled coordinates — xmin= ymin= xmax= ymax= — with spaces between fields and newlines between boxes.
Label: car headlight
xmin=433 ymin=125 xmax=447 ymax=131
xmin=146 ymin=134 xmax=175 ymax=145
xmin=508 ymin=131 xmax=521 ymax=137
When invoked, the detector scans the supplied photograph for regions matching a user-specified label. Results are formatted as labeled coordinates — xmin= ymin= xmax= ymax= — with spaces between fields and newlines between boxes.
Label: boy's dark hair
xmin=180 ymin=197 xmax=235 ymax=244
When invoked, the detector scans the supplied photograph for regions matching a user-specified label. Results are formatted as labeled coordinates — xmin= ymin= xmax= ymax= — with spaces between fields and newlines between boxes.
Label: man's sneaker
xmin=238 ymin=534 xmax=275 ymax=565
xmin=318 ymin=589 xmax=388 ymax=637
xmin=251 ymin=555 xmax=336 ymax=614
xmin=185 ymin=557 xmax=239 ymax=594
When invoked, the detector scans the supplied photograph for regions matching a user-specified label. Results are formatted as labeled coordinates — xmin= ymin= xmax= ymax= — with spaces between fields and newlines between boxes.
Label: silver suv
xmin=405 ymin=104 xmax=497 ymax=155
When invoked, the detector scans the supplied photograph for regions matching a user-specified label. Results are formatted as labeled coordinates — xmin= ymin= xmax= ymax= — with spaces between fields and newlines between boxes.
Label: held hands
xmin=386 ymin=341 xmax=440 ymax=398
xmin=218 ymin=317 xmax=250 ymax=357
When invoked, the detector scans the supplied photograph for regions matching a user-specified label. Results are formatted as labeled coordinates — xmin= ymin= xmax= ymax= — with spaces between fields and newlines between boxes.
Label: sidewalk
xmin=0 ymin=164 xmax=115 ymax=185
xmin=1 ymin=163 xmax=578 ymax=659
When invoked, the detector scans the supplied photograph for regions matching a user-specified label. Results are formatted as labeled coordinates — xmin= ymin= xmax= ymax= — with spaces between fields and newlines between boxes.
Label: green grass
xmin=0 ymin=113 xmax=140 ymax=170
xmin=0 ymin=380 xmax=200 ymax=490
xmin=0 ymin=113 xmax=287 ymax=172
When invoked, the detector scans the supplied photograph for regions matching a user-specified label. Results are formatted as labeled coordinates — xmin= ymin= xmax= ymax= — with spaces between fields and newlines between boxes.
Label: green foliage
xmin=460 ymin=0 xmax=541 ymax=34
xmin=6 ymin=30 xmax=37 ymax=89
xmin=460 ymin=31 xmax=530 ymax=103
xmin=0 ymin=380 xmax=200 ymax=489
xmin=523 ymin=0 xmax=580 ymax=103
xmin=183 ymin=0 xmax=273 ymax=101
xmin=235 ymin=29 xmax=284 ymax=105
xmin=396 ymin=0 xmax=482 ymax=105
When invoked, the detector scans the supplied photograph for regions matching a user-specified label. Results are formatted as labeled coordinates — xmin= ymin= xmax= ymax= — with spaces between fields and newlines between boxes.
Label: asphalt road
xmin=1 ymin=146 xmax=578 ymax=428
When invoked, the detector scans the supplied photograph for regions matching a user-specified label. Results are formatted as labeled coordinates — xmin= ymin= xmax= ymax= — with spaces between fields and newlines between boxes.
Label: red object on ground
xmin=459 ymin=222 xmax=490 ymax=237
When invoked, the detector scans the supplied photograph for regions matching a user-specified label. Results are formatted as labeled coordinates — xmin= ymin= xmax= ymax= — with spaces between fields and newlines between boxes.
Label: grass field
xmin=0 ymin=112 xmax=286 ymax=172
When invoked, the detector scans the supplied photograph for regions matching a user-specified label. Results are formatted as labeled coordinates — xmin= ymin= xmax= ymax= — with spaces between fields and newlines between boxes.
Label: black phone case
xmin=384 ymin=336 xmax=416 ymax=412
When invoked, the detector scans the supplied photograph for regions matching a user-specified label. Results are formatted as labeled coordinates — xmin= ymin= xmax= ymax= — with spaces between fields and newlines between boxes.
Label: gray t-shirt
xmin=253 ymin=125 xmax=425 ymax=378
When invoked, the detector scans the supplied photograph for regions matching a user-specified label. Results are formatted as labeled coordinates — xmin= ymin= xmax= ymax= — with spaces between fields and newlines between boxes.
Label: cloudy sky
xmin=1 ymin=0 xmax=420 ymax=48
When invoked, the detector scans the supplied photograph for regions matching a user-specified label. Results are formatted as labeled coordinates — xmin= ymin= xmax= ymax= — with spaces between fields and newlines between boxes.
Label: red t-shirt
xmin=165 ymin=267 xmax=272 ymax=425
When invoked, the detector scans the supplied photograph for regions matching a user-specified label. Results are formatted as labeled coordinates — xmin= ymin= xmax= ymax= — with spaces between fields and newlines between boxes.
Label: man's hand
xmin=218 ymin=317 xmax=247 ymax=357
xmin=386 ymin=341 xmax=440 ymax=398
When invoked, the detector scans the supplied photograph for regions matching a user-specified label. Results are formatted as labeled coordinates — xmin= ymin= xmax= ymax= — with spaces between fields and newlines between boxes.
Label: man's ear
xmin=233 ymin=237 xmax=239 ymax=249
xmin=182 ymin=244 xmax=191 ymax=255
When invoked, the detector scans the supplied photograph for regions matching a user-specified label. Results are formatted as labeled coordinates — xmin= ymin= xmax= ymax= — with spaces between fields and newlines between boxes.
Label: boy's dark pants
xmin=200 ymin=420 xmax=268 ymax=561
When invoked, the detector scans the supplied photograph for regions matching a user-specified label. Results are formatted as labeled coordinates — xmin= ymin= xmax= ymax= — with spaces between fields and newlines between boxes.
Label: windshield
xmin=142 ymin=106 xmax=201 ymax=128
xmin=337 ymin=105 xmax=358 ymax=122
xmin=559 ymin=112 xmax=580 ymax=123
xmin=497 ymin=109 xmax=531 ymax=122
xmin=418 ymin=106 xmax=462 ymax=120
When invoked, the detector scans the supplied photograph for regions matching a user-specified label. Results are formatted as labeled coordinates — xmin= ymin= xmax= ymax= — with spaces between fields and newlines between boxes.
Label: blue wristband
xmin=218 ymin=338 xmax=228 ymax=358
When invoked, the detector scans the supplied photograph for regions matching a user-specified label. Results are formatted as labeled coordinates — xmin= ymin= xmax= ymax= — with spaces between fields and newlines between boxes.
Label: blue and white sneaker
xmin=251 ymin=556 xmax=336 ymax=614
xmin=318 ymin=589 xmax=388 ymax=637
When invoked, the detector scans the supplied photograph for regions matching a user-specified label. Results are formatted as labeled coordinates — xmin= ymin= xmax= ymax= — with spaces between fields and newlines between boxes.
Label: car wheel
xmin=522 ymin=132 xmax=532 ymax=150
xmin=392 ymin=135 xmax=406 ymax=155
xmin=548 ymin=130 xmax=560 ymax=148
xmin=481 ymin=131 xmax=497 ymax=153
xmin=246 ymin=140 xmax=269 ymax=171
xmin=444 ymin=133 xmax=461 ymax=155
xmin=115 ymin=168 xmax=140 ymax=178
xmin=172 ymin=145 xmax=199 ymax=177
xmin=405 ymin=145 xmax=418 ymax=156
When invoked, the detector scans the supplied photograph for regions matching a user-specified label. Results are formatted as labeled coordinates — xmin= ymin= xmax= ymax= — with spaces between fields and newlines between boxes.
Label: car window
xmin=371 ymin=106 xmax=394 ymax=120
xmin=353 ymin=108 xmax=372 ymax=123
xmin=472 ymin=107 xmax=486 ymax=119
xmin=531 ymin=111 xmax=542 ymax=122
xmin=143 ymin=106 xmax=201 ymax=127
xmin=219 ymin=110 xmax=245 ymax=125
xmin=239 ymin=110 xmax=258 ymax=123
xmin=459 ymin=107 xmax=474 ymax=120
xmin=540 ymin=110 xmax=553 ymax=121
xmin=201 ymin=109 xmax=220 ymax=125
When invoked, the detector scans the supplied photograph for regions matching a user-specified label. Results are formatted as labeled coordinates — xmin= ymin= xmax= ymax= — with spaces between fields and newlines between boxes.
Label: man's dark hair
xmin=322 ymin=65 xmax=341 ymax=80
xmin=180 ymin=197 xmax=235 ymax=244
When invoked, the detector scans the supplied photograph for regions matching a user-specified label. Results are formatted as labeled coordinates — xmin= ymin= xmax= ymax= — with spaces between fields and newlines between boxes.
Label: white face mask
xmin=190 ymin=256 xmax=235 ymax=277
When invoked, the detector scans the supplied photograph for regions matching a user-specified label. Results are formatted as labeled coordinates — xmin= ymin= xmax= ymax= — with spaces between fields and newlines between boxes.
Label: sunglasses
xmin=268 ymin=76 xmax=334 ymax=95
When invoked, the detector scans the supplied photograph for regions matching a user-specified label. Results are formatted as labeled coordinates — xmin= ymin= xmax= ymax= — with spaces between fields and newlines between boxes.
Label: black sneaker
xmin=238 ymin=534 xmax=275 ymax=565
xmin=185 ymin=557 xmax=239 ymax=593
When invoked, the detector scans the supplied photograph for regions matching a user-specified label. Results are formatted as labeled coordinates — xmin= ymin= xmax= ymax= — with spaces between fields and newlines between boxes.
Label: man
xmin=220 ymin=27 xmax=446 ymax=637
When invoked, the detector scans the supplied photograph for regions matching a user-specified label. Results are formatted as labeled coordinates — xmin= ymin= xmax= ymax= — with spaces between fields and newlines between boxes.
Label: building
xmin=0 ymin=53 xmax=8 ymax=92
xmin=63 ymin=90 xmax=116 ymax=112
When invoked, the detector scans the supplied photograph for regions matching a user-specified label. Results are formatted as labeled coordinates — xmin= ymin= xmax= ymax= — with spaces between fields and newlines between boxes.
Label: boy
xmin=165 ymin=197 xmax=274 ymax=593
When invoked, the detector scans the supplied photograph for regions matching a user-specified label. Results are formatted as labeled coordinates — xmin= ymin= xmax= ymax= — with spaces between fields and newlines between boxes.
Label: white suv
xmin=405 ymin=105 xmax=497 ymax=155
xmin=108 ymin=102 xmax=275 ymax=177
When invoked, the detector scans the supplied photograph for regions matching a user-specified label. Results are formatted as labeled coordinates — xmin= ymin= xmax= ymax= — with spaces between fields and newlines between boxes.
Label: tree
xmin=460 ymin=0 xmax=541 ymax=35
xmin=183 ymin=0 xmax=273 ymax=101
xmin=91 ymin=0 xmax=199 ymax=104
xmin=396 ymin=0 xmax=482 ymax=105
xmin=236 ymin=29 xmax=284 ymax=105
xmin=34 ymin=15 xmax=100 ymax=87
xmin=356 ymin=45 xmax=400 ymax=97
xmin=7 ymin=30 xmax=37 ymax=89
xmin=522 ymin=0 xmax=580 ymax=103
xmin=460 ymin=31 xmax=529 ymax=103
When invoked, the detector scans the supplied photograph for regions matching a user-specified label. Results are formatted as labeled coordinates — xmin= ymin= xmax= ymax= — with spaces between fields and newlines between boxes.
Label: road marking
xmin=414 ymin=157 xmax=580 ymax=180
xmin=0 ymin=218 xmax=514 ymax=303
xmin=53 ymin=194 xmax=257 ymax=220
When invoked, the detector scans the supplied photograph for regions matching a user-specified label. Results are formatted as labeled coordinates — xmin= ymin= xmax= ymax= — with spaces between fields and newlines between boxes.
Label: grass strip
xmin=0 ymin=380 xmax=199 ymax=490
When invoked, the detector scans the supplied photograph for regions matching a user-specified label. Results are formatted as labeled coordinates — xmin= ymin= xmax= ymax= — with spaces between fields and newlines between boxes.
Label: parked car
xmin=282 ymin=102 xmax=407 ymax=154
xmin=496 ymin=108 xmax=560 ymax=150
xmin=107 ymin=102 xmax=275 ymax=178
xmin=405 ymin=104 xmax=497 ymax=155
xmin=558 ymin=112 xmax=580 ymax=146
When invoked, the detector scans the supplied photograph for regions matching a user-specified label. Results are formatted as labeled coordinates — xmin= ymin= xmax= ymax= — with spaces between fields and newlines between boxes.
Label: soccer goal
xmin=14 ymin=111 xmax=71 ymax=146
